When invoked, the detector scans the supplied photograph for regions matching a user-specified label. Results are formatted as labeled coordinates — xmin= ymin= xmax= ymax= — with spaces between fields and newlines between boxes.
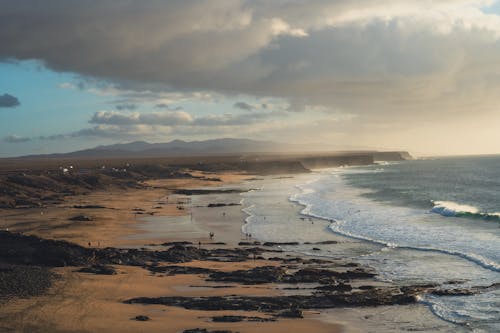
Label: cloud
xmin=192 ymin=110 xmax=286 ymax=126
xmin=90 ymin=110 xmax=193 ymax=126
xmin=2 ymin=0 xmax=500 ymax=129
xmin=89 ymin=109 xmax=285 ymax=127
xmin=38 ymin=124 xmax=161 ymax=141
xmin=3 ymin=134 xmax=31 ymax=143
xmin=115 ymin=104 xmax=137 ymax=111
xmin=0 ymin=93 xmax=20 ymax=108
xmin=155 ymin=103 xmax=183 ymax=110
xmin=31 ymin=108 xmax=289 ymax=142
xmin=234 ymin=102 xmax=256 ymax=110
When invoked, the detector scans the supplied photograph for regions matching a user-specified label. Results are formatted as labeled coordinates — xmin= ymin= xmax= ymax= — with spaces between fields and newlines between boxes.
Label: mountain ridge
xmin=16 ymin=138 xmax=412 ymax=160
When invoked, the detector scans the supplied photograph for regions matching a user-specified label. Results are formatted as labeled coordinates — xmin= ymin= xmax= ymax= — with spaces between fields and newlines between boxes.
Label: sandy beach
xmin=0 ymin=168 xmax=465 ymax=333
xmin=0 ymin=172 xmax=345 ymax=333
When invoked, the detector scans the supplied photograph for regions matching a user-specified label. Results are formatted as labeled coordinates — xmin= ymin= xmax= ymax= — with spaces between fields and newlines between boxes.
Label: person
xmin=198 ymin=241 xmax=201 ymax=249
xmin=209 ymin=232 xmax=214 ymax=240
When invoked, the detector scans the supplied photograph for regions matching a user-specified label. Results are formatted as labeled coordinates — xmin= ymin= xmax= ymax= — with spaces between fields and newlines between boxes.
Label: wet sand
xmin=0 ymin=171 xmax=458 ymax=333
xmin=0 ymin=172 xmax=342 ymax=333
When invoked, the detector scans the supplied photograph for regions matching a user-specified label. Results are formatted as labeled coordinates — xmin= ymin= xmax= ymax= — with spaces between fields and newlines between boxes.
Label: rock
xmin=358 ymin=285 xmax=375 ymax=290
xmin=161 ymin=241 xmax=193 ymax=246
xmin=77 ymin=264 xmax=117 ymax=275
xmin=0 ymin=231 xmax=95 ymax=267
xmin=158 ymin=245 xmax=207 ymax=263
xmin=147 ymin=265 xmax=213 ymax=275
xmin=73 ymin=205 xmax=106 ymax=209
xmin=263 ymin=242 xmax=300 ymax=247
xmin=312 ymin=248 xmax=321 ymax=251
xmin=208 ymin=266 xmax=287 ymax=284
xmin=207 ymin=203 xmax=241 ymax=207
xmin=183 ymin=330 xmax=237 ymax=333
xmin=212 ymin=315 xmax=245 ymax=322
xmin=276 ymin=308 xmax=303 ymax=318
xmin=208 ymin=266 xmax=375 ymax=285
xmin=238 ymin=241 xmax=261 ymax=246
xmin=125 ymin=288 xmax=417 ymax=312
xmin=316 ymin=282 xmax=353 ymax=292
xmin=133 ymin=315 xmax=150 ymax=321
xmin=0 ymin=263 xmax=54 ymax=299
xmin=212 ymin=315 xmax=274 ymax=323
xmin=69 ymin=214 xmax=93 ymax=221
xmin=174 ymin=189 xmax=245 ymax=195
xmin=431 ymin=288 xmax=475 ymax=296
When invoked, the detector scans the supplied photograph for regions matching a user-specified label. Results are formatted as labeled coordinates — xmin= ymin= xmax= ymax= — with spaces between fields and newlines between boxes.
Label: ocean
xmin=241 ymin=155 xmax=500 ymax=332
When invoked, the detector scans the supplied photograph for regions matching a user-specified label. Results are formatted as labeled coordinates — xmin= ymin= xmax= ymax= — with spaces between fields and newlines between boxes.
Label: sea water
xmin=241 ymin=156 xmax=500 ymax=332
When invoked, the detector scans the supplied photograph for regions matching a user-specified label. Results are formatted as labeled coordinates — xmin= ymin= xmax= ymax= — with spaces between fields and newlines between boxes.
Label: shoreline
xmin=0 ymin=172 xmax=345 ymax=332
xmin=0 ymin=170 xmax=467 ymax=332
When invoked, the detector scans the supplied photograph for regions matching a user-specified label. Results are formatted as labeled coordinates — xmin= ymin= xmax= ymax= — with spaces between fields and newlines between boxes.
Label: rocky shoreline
xmin=2 ymin=230 xmax=496 ymax=323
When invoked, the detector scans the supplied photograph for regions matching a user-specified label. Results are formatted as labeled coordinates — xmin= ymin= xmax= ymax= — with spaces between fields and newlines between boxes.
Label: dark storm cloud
xmin=1 ymin=0 xmax=500 ymax=124
xmin=155 ymin=103 xmax=183 ymax=110
xmin=234 ymin=102 xmax=255 ymax=110
xmin=0 ymin=93 xmax=20 ymax=108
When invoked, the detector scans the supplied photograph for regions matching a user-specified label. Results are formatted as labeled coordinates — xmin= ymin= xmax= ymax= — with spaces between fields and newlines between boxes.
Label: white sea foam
xmin=432 ymin=200 xmax=480 ymax=215
xmin=240 ymin=169 xmax=500 ymax=330
xmin=431 ymin=200 xmax=500 ymax=221
xmin=292 ymin=173 xmax=500 ymax=272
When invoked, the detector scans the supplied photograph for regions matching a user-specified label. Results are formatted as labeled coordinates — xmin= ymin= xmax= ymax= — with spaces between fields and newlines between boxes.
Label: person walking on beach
xmin=209 ymin=232 xmax=214 ymax=240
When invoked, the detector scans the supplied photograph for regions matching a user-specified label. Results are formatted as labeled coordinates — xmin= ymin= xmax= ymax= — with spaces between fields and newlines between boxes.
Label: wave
xmin=328 ymin=219 xmax=500 ymax=273
xmin=290 ymin=187 xmax=500 ymax=273
xmin=431 ymin=200 xmax=500 ymax=222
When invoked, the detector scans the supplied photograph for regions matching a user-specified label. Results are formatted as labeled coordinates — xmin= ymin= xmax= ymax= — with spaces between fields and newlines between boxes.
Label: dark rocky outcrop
xmin=147 ymin=265 xmax=213 ymax=276
xmin=125 ymin=288 xmax=417 ymax=311
xmin=238 ymin=241 xmax=261 ymax=246
xmin=207 ymin=266 xmax=375 ymax=285
xmin=183 ymin=330 xmax=237 ymax=333
xmin=0 ymin=231 xmax=95 ymax=267
xmin=207 ymin=203 xmax=241 ymax=208
xmin=0 ymin=263 xmax=54 ymax=300
xmin=0 ymin=232 xmax=264 ymax=268
xmin=68 ymin=214 xmax=93 ymax=221
xmin=161 ymin=241 xmax=193 ymax=246
xmin=208 ymin=266 xmax=287 ymax=284
xmin=173 ymin=189 xmax=246 ymax=195
xmin=212 ymin=315 xmax=275 ymax=322
xmin=276 ymin=308 xmax=303 ymax=318
xmin=262 ymin=242 xmax=300 ymax=247
xmin=77 ymin=264 xmax=117 ymax=275
xmin=73 ymin=205 xmax=106 ymax=209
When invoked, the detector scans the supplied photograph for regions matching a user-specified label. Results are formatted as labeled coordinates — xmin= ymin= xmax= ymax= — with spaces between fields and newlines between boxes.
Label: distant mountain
xmin=22 ymin=138 xmax=293 ymax=158
xmin=18 ymin=138 xmax=412 ymax=161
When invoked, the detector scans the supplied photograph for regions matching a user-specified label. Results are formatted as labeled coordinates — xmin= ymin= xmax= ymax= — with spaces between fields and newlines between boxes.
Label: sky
xmin=1 ymin=0 xmax=500 ymax=157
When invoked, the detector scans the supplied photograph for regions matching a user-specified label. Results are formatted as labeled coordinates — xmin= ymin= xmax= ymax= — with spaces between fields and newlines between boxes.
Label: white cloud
xmin=90 ymin=110 xmax=194 ymax=126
